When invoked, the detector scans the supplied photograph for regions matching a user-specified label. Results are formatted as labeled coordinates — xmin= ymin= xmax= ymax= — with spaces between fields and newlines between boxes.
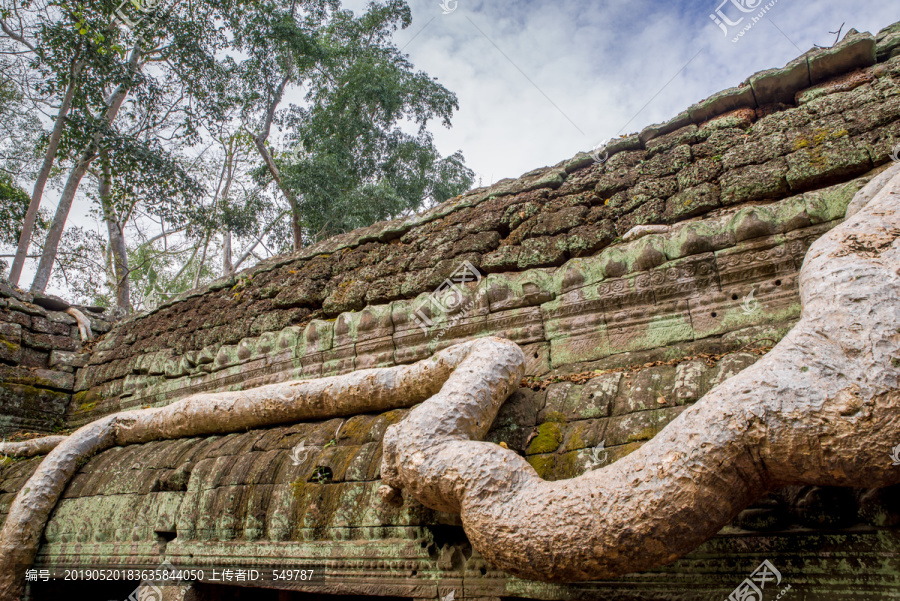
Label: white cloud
xmin=383 ymin=0 xmax=899 ymax=183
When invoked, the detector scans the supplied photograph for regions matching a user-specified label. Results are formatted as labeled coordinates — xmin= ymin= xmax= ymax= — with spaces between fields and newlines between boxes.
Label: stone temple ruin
xmin=2 ymin=22 xmax=900 ymax=601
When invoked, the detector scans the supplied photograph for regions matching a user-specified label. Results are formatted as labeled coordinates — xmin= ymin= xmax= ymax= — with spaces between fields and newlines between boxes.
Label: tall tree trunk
xmin=252 ymin=71 xmax=303 ymax=250
xmin=220 ymin=139 xmax=237 ymax=276
xmin=99 ymin=150 xmax=130 ymax=313
xmin=30 ymin=46 xmax=140 ymax=293
xmin=192 ymin=234 xmax=210 ymax=289
xmin=223 ymin=231 xmax=233 ymax=275
xmin=8 ymin=57 xmax=84 ymax=286
xmin=29 ymin=149 xmax=96 ymax=292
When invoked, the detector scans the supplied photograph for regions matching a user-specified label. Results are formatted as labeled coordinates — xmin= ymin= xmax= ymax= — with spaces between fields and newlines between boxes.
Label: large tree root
xmin=2 ymin=171 xmax=899 ymax=597
xmin=379 ymin=169 xmax=900 ymax=582
xmin=0 ymin=337 xmax=525 ymax=601
xmin=0 ymin=436 xmax=68 ymax=459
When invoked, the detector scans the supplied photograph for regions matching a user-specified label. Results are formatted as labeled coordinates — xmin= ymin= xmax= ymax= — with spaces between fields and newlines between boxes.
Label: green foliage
xmin=0 ymin=174 xmax=49 ymax=254
xmin=0 ymin=176 xmax=31 ymax=248
xmin=3 ymin=0 xmax=474 ymax=306
xmin=96 ymin=133 xmax=205 ymax=229
xmin=50 ymin=226 xmax=111 ymax=306
xmin=234 ymin=0 xmax=473 ymax=244
xmin=0 ymin=73 xmax=43 ymax=188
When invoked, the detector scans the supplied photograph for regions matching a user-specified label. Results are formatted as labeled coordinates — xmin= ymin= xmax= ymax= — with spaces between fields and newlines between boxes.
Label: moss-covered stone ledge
xmin=68 ymin=165 xmax=885 ymax=427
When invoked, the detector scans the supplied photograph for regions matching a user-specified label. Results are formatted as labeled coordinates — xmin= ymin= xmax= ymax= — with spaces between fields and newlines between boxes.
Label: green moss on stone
xmin=527 ymin=422 xmax=563 ymax=454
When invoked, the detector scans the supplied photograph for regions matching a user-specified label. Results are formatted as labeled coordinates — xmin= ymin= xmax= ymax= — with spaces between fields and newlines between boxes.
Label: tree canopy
xmin=0 ymin=0 xmax=473 ymax=311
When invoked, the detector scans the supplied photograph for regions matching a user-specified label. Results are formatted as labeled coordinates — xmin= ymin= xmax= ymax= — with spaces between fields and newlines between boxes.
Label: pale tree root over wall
xmin=379 ymin=167 xmax=900 ymax=581
xmin=0 ymin=336 xmax=524 ymax=601
xmin=1 ymin=171 xmax=899 ymax=599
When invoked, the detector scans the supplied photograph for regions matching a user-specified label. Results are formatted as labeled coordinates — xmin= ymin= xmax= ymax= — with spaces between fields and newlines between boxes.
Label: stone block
xmin=705 ymin=351 xmax=761 ymax=391
xmin=605 ymin=406 xmax=685 ymax=446
xmin=668 ymin=182 xmax=721 ymax=220
xmin=785 ymin=134 xmax=872 ymax=191
xmin=493 ymin=387 xmax=544 ymax=431
xmin=612 ymin=365 xmax=677 ymax=416
xmin=559 ymin=418 xmax=607 ymax=454
xmin=0 ymin=322 xmax=22 ymax=362
xmin=796 ymin=70 xmax=875 ymax=105
xmin=1 ymin=308 xmax=30 ymax=329
xmin=20 ymin=346 xmax=49 ymax=368
xmin=480 ymin=246 xmax=520 ymax=273
xmin=482 ymin=307 xmax=544 ymax=347
xmin=485 ymin=270 xmax=556 ymax=312
xmin=637 ymin=144 xmax=692 ymax=179
xmin=604 ymin=134 xmax=642 ymax=156
xmin=6 ymin=297 xmax=46 ymax=318
xmin=877 ymin=30 xmax=900 ymax=62
xmin=566 ymin=221 xmax=618 ymax=258
xmin=690 ymin=275 xmax=801 ymax=341
xmin=517 ymin=235 xmax=569 ymax=269
xmin=521 ymin=342 xmax=551 ymax=376
xmin=648 ymin=253 xmax=720 ymax=302
xmin=639 ymin=110 xmax=691 ymax=144
xmin=808 ymin=31 xmax=876 ymax=84
xmin=689 ymin=85 xmax=757 ymax=124
xmin=490 ymin=168 xmax=566 ymax=198
xmin=0 ymin=381 xmax=69 ymax=423
xmin=749 ymin=56 xmax=811 ymax=105
xmin=722 ymin=133 xmax=788 ymax=171
xmin=646 ymin=125 xmax=702 ymax=155
xmin=674 ymin=359 xmax=707 ymax=404
xmin=568 ymin=372 xmax=621 ymax=421
xmin=606 ymin=300 xmax=693 ymax=356
xmin=30 ymin=315 xmax=72 ymax=336
xmin=719 ymin=158 xmax=790 ymax=206
xmin=543 ymin=298 xmax=610 ymax=367
xmin=526 ymin=421 xmax=563 ymax=455
xmin=21 ymin=330 xmax=78 ymax=352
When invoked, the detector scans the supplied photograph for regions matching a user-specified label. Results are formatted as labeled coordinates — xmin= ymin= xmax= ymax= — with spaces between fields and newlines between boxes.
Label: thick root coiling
xmin=380 ymin=170 xmax=900 ymax=582
xmin=3 ymin=171 xmax=899 ymax=597
xmin=0 ymin=337 xmax=525 ymax=601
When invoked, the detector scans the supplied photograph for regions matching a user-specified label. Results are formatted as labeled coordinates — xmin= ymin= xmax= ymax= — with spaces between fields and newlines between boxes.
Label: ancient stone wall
xmin=0 ymin=282 xmax=111 ymax=435
xmin=3 ymin=21 xmax=900 ymax=601
xmin=71 ymin=28 xmax=900 ymax=430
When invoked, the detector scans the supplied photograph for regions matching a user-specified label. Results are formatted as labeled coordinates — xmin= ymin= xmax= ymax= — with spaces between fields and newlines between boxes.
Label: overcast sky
xmin=21 ymin=0 xmax=900 ymax=297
